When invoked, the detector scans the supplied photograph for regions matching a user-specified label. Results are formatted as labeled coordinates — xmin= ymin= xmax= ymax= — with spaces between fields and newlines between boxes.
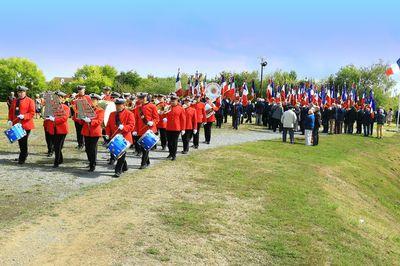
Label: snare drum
xmin=138 ymin=130 xmax=159 ymax=151
xmin=107 ymin=134 xmax=131 ymax=159
xmin=4 ymin=123 xmax=27 ymax=143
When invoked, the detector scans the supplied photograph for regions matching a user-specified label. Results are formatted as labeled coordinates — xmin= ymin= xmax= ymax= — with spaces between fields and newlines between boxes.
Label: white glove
xmin=7 ymin=120 xmax=13 ymax=127
xmin=118 ymin=124 xmax=124 ymax=130
xmin=147 ymin=121 xmax=154 ymax=126
xmin=132 ymin=131 xmax=138 ymax=136
xmin=181 ymin=130 xmax=186 ymax=135
xmin=17 ymin=114 xmax=24 ymax=120
xmin=202 ymin=122 xmax=206 ymax=126
xmin=193 ymin=129 xmax=198 ymax=134
xmin=47 ymin=116 xmax=55 ymax=122
xmin=162 ymin=118 xmax=167 ymax=123
xmin=104 ymin=135 xmax=109 ymax=140
xmin=83 ymin=117 xmax=91 ymax=123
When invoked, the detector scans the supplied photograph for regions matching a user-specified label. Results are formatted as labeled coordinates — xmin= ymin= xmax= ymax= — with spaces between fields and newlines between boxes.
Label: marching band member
xmin=182 ymin=97 xmax=197 ymax=154
xmin=204 ymin=97 xmax=218 ymax=144
xmin=155 ymin=94 xmax=168 ymax=150
xmin=45 ymin=91 xmax=70 ymax=168
xmin=43 ymin=113 xmax=54 ymax=157
xmin=106 ymin=98 xmax=135 ymax=177
xmin=81 ymin=93 xmax=104 ymax=172
xmin=133 ymin=93 xmax=159 ymax=169
xmin=7 ymin=85 xmax=35 ymax=164
xmin=165 ymin=95 xmax=186 ymax=160
xmin=101 ymin=86 xmax=113 ymax=101
xmin=72 ymin=85 xmax=92 ymax=149
xmin=192 ymin=95 xmax=206 ymax=149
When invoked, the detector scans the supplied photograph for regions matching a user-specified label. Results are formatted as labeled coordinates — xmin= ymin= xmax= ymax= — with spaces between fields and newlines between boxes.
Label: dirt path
xmin=0 ymin=128 xmax=280 ymax=265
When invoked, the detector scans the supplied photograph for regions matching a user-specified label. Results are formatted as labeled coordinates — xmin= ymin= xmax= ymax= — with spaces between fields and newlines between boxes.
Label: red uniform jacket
xmin=166 ymin=105 xmax=186 ymax=131
xmin=205 ymin=103 xmax=218 ymax=123
xmin=193 ymin=102 xmax=207 ymax=124
xmin=134 ymin=102 xmax=159 ymax=136
xmin=156 ymin=102 xmax=168 ymax=129
xmin=106 ymin=108 xmax=135 ymax=144
xmin=81 ymin=107 xmax=104 ymax=137
xmin=102 ymin=95 xmax=112 ymax=101
xmin=45 ymin=104 xmax=70 ymax=135
xmin=8 ymin=97 xmax=35 ymax=130
xmin=184 ymin=106 xmax=197 ymax=130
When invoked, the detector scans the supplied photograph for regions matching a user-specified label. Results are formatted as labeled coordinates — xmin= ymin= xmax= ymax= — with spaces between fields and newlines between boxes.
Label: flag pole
xmin=397 ymin=93 xmax=400 ymax=132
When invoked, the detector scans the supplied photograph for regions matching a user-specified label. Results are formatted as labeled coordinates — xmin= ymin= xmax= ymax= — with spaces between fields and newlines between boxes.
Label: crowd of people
xmin=5 ymin=85 xmax=399 ymax=178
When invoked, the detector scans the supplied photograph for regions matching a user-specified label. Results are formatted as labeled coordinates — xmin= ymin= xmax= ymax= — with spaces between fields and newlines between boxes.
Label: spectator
xmin=387 ymin=108 xmax=393 ymax=126
xmin=281 ymin=105 xmax=297 ymax=144
xmin=313 ymin=106 xmax=321 ymax=146
xmin=304 ymin=109 xmax=315 ymax=146
xmin=376 ymin=108 xmax=386 ymax=139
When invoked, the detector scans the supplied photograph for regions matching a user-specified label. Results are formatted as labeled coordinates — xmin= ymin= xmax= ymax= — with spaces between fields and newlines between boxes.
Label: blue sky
xmin=1 ymin=0 xmax=399 ymax=88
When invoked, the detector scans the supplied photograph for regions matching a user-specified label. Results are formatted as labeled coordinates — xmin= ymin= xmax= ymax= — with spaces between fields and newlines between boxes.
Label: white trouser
xmin=305 ymin=129 xmax=312 ymax=146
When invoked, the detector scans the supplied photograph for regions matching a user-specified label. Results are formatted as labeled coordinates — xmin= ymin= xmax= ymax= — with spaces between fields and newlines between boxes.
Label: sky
xmin=0 ymin=0 xmax=399 ymax=89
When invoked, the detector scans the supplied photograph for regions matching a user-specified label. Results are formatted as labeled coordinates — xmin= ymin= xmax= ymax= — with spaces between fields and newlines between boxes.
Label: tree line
xmin=0 ymin=57 xmax=398 ymax=109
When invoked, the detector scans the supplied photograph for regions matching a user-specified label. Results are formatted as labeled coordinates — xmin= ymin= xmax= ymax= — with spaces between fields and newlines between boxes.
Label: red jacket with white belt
xmin=106 ymin=108 xmax=135 ymax=143
xmin=134 ymin=102 xmax=159 ymax=136
xmin=184 ymin=106 xmax=197 ymax=130
xmin=193 ymin=102 xmax=207 ymax=123
xmin=81 ymin=107 xmax=104 ymax=137
xmin=46 ymin=104 xmax=70 ymax=135
xmin=8 ymin=97 xmax=36 ymax=130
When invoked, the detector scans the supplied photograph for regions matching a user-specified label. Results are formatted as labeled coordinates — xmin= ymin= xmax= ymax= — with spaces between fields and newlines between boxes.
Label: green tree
xmin=0 ymin=57 xmax=46 ymax=99
xmin=73 ymin=65 xmax=118 ymax=94
xmin=114 ymin=70 xmax=142 ymax=92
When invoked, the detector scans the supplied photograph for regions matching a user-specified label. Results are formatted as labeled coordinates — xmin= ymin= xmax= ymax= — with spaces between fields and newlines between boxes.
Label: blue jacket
xmin=304 ymin=114 xmax=315 ymax=130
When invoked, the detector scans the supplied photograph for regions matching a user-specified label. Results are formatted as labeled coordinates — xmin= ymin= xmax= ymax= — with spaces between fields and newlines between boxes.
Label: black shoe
xmin=76 ymin=145 xmax=83 ymax=150
xmin=113 ymin=173 xmax=121 ymax=178
xmin=171 ymin=156 xmax=176 ymax=161
xmin=47 ymin=152 xmax=53 ymax=157
xmin=139 ymin=164 xmax=147 ymax=170
xmin=161 ymin=146 xmax=166 ymax=151
xmin=135 ymin=152 xmax=142 ymax=157
xmin=88 ymin=166 xmax=95 ymax=172
xmin=181 ymin=151 xmax=188 ymax=154
xmin=17 ymin=160 xmax=25 ymax=165
xmin=206 ymin=141 xmax=210 ymax=144
xmin=166 ymin=155 xmax=172 ymax=159
xmin=53 ymin=164 xmax=59 ymax=168
xmin=108 ymin=159 xmax=115 ymax=165
xmin=13 ymin=158 xmax=19 ymax=162
xmin=194 ymin=146 xmax=199 ymax=149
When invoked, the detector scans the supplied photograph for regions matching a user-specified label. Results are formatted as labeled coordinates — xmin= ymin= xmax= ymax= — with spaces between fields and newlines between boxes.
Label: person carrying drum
xmin=132 ymin=93 xmax=159 ymax=169
xmin=81 ymin=93 xmax=104 ymax=172
xmin=106 ymin=98 xmax=135 ymax=177
xmin=7 ymin=85 xmax=36 ymax=164
xmin=44 ymin=91 xmax=70 ymax=168
xmin=164 ymin=95 xmax=186 ymax=160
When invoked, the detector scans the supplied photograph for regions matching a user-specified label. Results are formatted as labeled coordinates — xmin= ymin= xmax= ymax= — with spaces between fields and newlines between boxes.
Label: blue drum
xmin=138 ymin=130 xmax=159 ymax=151
xmin=107 ymin=134 xmax=131 ymax=159
xmin=4 ymin=123 xmax=27 ymax=143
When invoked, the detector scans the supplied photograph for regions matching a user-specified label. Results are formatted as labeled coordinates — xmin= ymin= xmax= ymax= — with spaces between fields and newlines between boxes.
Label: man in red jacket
xmin=204 ymin=97 xmax=218 ymax=144
xmin=155 ymin=94 xmax=168 ymax=150
xmin=133 ymin=93 xmax=159 ymax=169
xmin=165 ymin=95 xmax=186 ymax=160
xmin=44 ymin=91 xmax=70 ymax=168
xmin=8 ymin=85 xmax=35 ymax=164
xmin=192 ymin=95 xmax=206 ymax=149
xmin=80 ymin=93 xmax=104 ymax=172
xmin=71 ymin=85 xmax=92 ymax=149
xmin=101 ymin=86 xmax=113 ymax=101
xmin=182 ymin=97 xmax=197 ymax=154
xmin=106 ymin=98 xmax=135 ymax=177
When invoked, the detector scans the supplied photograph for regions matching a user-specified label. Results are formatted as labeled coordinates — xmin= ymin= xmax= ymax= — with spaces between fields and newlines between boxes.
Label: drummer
xmin=164 ymin=95 xmax=186 ymax=160
xmin=182 ymin=97 xmax=197 ymax=154
xmin=45 ymin=91 xmax=70 ymax=168
xmin=7 ymin=85 xmax=36 ymax=164
xmin=133 ymin=93 xmax=159 ymax=169
xmin=81 ymin=93 xmax=104 ymax=172
xmin=106 ymin=98 xmax=135 ymax=177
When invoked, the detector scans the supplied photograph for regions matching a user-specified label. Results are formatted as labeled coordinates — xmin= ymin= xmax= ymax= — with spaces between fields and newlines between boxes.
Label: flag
xmin=241 ymin=82 xmax=249 ymax=106
xmin=185 ymin=76 xmax=191 ymax=97
xmin=266 ymin=79 xmax=273 ymax=101
xmin=249 ymin=80 xmax=255 ymax=101
xmin=385 ymin=58 xmax=400 ymax=76
xmin=175 ymin=70 xmax=183 ymax=97
xmin=369 ymin=90 xmax=376 ymax=111
xmin=227 ymin=76 xmax=236 ymax=101
xmin=193 ymin=71 xmax=199 ymax=96
xmin=221 ymin=75 xmax=228 ymax=97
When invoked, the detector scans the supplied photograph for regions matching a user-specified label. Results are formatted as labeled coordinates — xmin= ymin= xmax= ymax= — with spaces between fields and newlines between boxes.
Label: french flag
xmin=175 ymin=69 xmax=183 ymax=97
xmin=385 ymin=58 xmax=400 ymax=76
xmin=227 ymin=76 xmax=236 ymax=100
xmin=221 ymin=75 xmax=228 ymax=96
xmin=241 ymin=82 xmax=249 ymax=106
xmin=266 ymin=79 xmax=273 ymax=101
xmin=369 ymin=90 xmax=376 ymax=111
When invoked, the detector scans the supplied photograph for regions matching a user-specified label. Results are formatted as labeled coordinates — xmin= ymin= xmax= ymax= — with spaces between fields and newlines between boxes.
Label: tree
xmin=73 ymin=65 xmax=118 ymax=94
xmin=114 ymin=70 xmax=142 ymax=92
xmin=0 ymin=57 xmax=46 ymax=99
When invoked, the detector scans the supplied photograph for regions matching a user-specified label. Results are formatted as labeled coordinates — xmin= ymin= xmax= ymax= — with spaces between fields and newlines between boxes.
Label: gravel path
xmin=0 ymin=127 xmax=280 ymax=190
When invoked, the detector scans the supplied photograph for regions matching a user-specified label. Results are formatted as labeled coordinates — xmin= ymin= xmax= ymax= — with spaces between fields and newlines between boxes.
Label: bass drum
xmin=99 ymin=100 xmax=116 ymax=126
xmin=205 ymin=82 xmax=221 ymax=101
